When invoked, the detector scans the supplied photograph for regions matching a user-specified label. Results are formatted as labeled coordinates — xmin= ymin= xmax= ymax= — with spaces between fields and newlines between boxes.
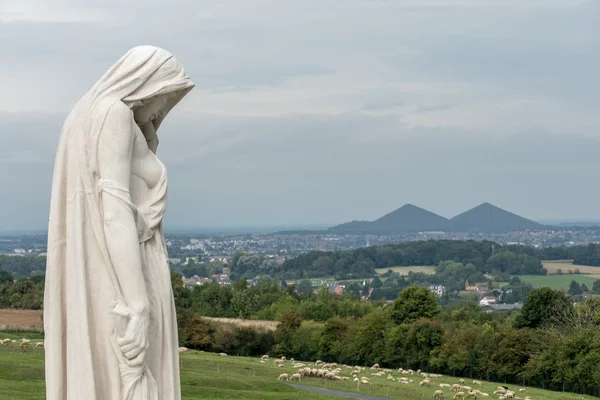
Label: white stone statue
xmin=44 ymin=46 xmax=194 ymax=400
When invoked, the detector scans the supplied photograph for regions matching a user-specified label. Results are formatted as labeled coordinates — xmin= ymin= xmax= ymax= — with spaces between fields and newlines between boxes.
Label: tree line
xmin=278 ymin=240 xmax=552 ymax=279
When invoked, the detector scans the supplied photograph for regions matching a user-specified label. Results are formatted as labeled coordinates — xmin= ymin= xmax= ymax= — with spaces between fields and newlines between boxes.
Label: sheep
xmin=453 ymin=392 xmax=464 ymax=400
xmin=277 ymin=364 xmax=284 ymax=368
xmin=519 ymin=388 xmax=526 ymax=392
xmin=278 ymin=373 xmax=289 ymax=381
xmin=260 ymin=354 xmax=269 ymax=361
xmin=401 ymin=370 xmax=411 ymax=375
xmin=371 ymin=363 xmax=380 ymax=370
xmin=1 ymin=338 xmax=11 ymax=347
xmin=178 ymin=347 xmax=189 ymax=352
xmin=290 ymin=358 xmax=295 ymax=363
xmin=460 ymin=386 xmax=472 ymax=391
xmin=281 ymin=356 xmax=286 ymax=361
xmin=20 ymin=339 xmax=31 ymax=349
xmin=466 ymin=390 xmax=477 ymax=399
xmin=440 ymin=383 xmax=451 ymax=388
xmin=504 ymin=392 xmax=515 ymax=399
xmin=290 ymin=373 xmax=302 ymax=381
xmin=387 ymin=375 xmax=395 ymax=381
xmin=217 ymin=352 xmax=227 ymax=357
xmin=408 ymin=369 xmax=414 ymax=375
xmin=360 ymin=379 xmax=369 ymax=384
xmin=459 ymin=379 xmax=465 ymax=385
xmin=493 ymin=390 xmax=507 ymax=396
xmin=472 ymin=380 xmax=483 ymax=385
xmin=324 ymin=372 xmax=337 ymax=380
xmin=450 ymin=384 xmax=461 ymax=392
xmin=420 ymin=379 xmax=432 ymax=387
xmin=433 ymin=390 xmax=444 ymax=399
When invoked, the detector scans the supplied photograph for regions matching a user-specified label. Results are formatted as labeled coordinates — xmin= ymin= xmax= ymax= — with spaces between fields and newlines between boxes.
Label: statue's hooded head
xmin=89 ymin=45 xmax=195 ymax=132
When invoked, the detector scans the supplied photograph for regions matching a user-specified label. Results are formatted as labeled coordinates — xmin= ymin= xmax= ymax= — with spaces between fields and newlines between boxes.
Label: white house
xmin=479 ymin=296 xmax=497 ymax=306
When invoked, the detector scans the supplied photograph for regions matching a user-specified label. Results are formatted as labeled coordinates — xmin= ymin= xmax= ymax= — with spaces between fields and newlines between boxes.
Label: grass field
xmin=0 ymin=334 xmax=592 ymax=400
xmin=519 ymin=274 xmax=599 ymax=289
xmin=375 ymin=266 xmax=436 ymax=276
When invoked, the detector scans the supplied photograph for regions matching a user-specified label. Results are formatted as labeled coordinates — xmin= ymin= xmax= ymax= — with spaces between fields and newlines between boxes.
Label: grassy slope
xmin=0 ymin=339 xmax=591 ymax=400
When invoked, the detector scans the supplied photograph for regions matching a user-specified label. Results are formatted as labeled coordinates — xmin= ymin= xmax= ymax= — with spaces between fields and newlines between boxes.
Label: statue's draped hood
xmin=44 ymin=46 xmax=193 ymax=400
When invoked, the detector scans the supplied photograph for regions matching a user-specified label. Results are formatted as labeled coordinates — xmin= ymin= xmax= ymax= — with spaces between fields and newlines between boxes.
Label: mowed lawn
xmin=519 ymin=274 xmax=599 ymax=289
xmin=375 ymin=266 xmax=436 ymax=276
xmin=0 ymin=334 xmax=592 ymax=400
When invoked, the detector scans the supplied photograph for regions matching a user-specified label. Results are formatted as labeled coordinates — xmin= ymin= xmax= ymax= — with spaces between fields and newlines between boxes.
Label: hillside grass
xmin=0 ymin=343 xmax=592 ymax=400
xmin=375 ymin=266 xmax=436 ymax=276
xmin=519 ymin=274 xmax=599 ymax=289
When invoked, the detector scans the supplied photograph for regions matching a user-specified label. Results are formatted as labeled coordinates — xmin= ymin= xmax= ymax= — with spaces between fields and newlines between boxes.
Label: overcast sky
xmin=1 ymin=0 xmax=600 ymax=230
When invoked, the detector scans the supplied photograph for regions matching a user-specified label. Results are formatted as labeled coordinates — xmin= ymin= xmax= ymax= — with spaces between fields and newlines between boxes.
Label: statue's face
xmin=132 ymin=93 xmax=173 ymax=125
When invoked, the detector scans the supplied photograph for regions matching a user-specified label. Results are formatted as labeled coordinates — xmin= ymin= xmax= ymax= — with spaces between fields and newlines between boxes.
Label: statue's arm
xmin=97 ymin=103 xmax=149 ymax=316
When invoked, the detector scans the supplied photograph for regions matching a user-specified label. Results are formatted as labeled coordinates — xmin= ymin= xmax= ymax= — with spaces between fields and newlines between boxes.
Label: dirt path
xmin=288 ymin=384 xmax=394 ymax=400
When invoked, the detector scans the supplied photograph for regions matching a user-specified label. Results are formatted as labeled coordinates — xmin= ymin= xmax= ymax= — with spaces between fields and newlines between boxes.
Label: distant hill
xmin=450 ymin=202 xmax=544 ymax=232
xmin=329 ymin=204 xmax=451 ymax=234
xmin=327 ymin=202 xmax=545 ymax=234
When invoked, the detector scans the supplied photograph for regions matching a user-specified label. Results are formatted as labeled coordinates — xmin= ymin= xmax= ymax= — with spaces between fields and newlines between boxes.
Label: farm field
xmin=543 ymin=260 xmax=600 ymax=278
xmin=519 ymin=274 xmax=598 ymax=289
xmin=201 ymin=317 xmax=278 ymax=332
xmin=0 ymin=309 xmax=43 ymax=332
xmin=0 ymin=339 xmax=591 ymax=400
xmin=375 ymin=266 xmax=436 ymax=276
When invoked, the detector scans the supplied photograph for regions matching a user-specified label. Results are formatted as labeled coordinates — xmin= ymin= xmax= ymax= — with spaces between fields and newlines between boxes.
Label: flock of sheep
xmin=1 ymin=338 xmax=44 ymax=349
xmin=264 ymin=356 xmax=532 ymax=400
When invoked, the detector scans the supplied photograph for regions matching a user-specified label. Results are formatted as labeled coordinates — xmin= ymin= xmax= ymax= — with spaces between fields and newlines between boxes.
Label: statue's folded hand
xmin=117 ymin=313 xmax=150 ymax=367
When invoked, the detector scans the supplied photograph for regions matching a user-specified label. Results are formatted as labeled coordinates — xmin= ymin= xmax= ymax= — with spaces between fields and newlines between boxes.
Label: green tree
xmin=568 ymin=281 xmax=583 ymax=296
xmin=593 ymin=280 xmax=600 ymax=294
xmin=0 ymin=269 xmax=13 ymax=284
xmin=392 ymin=285 xmax=440 ymax=325
xmin=517 ymin=287 xmax=571 ymax=328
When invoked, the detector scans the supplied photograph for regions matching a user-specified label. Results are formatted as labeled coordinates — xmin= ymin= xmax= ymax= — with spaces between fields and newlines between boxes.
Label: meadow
xmin=519 ymin=274 xmax=598 ymax=289
xmin=0 ymin=332 xmax=593 ymax=400
xmin=375 ymin=266 xmax=436 ymax=276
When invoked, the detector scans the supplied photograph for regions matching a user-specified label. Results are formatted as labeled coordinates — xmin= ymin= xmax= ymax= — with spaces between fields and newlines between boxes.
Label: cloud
xmin=1 ymin=0 xmax=600 ymax=228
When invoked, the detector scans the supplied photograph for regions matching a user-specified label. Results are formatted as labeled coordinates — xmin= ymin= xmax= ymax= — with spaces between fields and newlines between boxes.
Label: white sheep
xmin=178 ymin=347 xmax=188 ymax=352
xmin=20 ymin=339 xmax=31 ymax=349
xmin=472 ymin=380 xmax=482 ymax=385
xmin=217 ymin=352 xmax=227 ymax=357
xmin=453 ymin=392 xmax=464 ymax=400
xmin=420 ymin=379 xmax=431 ymax=387
xmin=290 ymin=373 xmax=302 ymax=381
xmin=433 ymin=390 xmax=444 ymax=399
xmin=260 ymin=354 xmax=269 ymax=361
xmin=278 ymin=373 xmax=289 ymax=381
xmin=1 ymin=338 xmax=11 ymax=347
